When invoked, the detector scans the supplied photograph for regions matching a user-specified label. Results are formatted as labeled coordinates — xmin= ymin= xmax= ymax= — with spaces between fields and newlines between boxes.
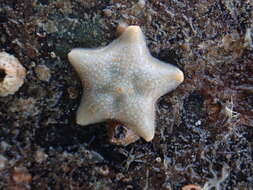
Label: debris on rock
xmin=35 ymin=64 xmax=51 ymax=82
xmin=107 ymin=121 xmax=140 ymax=146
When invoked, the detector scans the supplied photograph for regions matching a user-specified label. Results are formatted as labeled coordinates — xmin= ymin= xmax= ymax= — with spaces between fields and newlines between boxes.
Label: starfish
xmin=68 ymin=25 xmax=184 ymax=142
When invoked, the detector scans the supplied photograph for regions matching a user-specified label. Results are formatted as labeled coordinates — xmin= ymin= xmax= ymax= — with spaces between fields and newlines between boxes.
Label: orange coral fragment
xmin=182 ymin=184 xmax=202 ymax=190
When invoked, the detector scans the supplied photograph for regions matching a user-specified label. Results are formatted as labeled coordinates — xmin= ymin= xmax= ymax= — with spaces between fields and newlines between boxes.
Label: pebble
xmin=103 ymin=9 xmax=112 ymax=17
xmin=138 ymin=0 xmax=146 ymax=8
xmin=67 ymin=87 xmax=78 ymax=99
xmin=35 ymin=150 xmax=48 ymax=163
xmin=12 ymin=167 xmax=32 ymax=184
xmin=35 ymin=65 xmax=51 ymax=82
xmin=95 ymin=165 xmax=110 ymax=176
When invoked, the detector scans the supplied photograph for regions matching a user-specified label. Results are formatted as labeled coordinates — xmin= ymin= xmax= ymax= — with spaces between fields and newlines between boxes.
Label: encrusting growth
xmin=68 ymin=25 xmax=184 ymax=142
xmin=0 ymin=52 xmax=26 ymax=97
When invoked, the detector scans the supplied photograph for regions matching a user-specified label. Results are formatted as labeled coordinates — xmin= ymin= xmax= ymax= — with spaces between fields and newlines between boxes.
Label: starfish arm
xmin=152 ymin=58 xmax=184 ymax=98
xmin=116 ymin=96 xmax=156 ymax=141
xmin=68 ymin=47 xmax=119 ymax=89
xmin=133 ymin=56 xmax=184 ymax=99
xmin=108 ymin=26 xmax=150 ymax=62
xmin=68 ymin=48 xmax=112 ymax=80
xmin=76 ymin=92 xmax=115 ymax=126
xmin=116 ymin=26 xmax=147 ymax=47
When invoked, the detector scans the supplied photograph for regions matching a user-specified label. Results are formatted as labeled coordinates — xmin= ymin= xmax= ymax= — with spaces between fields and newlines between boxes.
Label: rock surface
xmin=0 ymin=0 xmax=252 ymax=189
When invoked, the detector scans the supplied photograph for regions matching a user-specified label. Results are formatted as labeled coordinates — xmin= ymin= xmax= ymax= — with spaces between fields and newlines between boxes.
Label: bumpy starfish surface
xmin=68 ymin=26 xmax=184 ymax=142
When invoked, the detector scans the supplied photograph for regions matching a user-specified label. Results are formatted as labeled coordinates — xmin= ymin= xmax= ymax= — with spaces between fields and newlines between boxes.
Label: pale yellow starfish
xmin=68 ymin=25 xmax=184 ymax=142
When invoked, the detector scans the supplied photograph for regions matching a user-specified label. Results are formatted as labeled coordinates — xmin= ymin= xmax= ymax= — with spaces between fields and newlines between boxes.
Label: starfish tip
xmin=176 ymin=69 xmax=184 ymax=84
xmin=68 ymin=49 xmax=79 ymax=65
xmin=125 ymin=25 xmax=141 ymax=33
xmin=68 ymin=49 xmax=74 ymax=59
xmin=76 ymin=113 xmax=90 ymax=126
xmin=143 ymin=133 xmax=154 ymax=142
xmin=137 ymin=126 xmax=155 ymax=142
xmin=120 ymin=25 xmax=144 ymax=43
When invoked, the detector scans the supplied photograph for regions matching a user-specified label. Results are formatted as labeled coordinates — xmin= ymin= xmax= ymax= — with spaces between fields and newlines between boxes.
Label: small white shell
xmin=0 ymin=52 xmax=26 ymax=97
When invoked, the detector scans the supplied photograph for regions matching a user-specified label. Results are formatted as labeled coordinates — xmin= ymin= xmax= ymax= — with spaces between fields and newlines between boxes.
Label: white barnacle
xmin=0 ymin=52 xmax=26 ymax=97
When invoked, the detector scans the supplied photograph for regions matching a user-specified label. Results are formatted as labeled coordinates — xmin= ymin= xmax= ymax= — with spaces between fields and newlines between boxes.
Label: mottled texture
xmin=68 ymin=26 xmax=184 ymax=141
xmin=0 ymin=52 xmax=26 ymax=97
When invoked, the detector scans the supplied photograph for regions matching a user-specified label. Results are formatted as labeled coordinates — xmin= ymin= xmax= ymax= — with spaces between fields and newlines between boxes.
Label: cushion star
xmin=68 ymin=25 xmax=184 ymax=142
